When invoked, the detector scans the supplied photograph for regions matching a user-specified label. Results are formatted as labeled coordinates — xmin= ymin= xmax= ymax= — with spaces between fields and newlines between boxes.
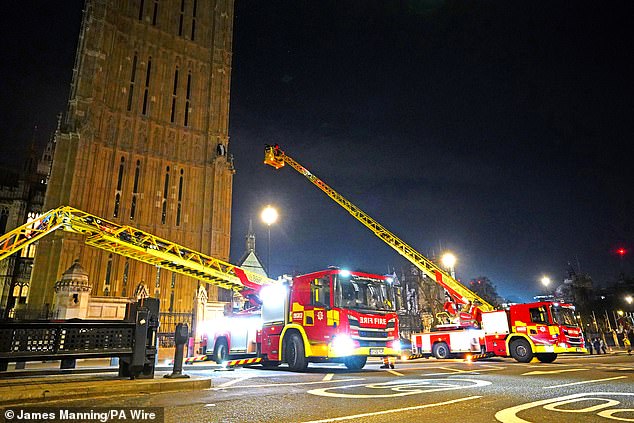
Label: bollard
xmin=164 ymin=323 xmax=190 ymax=379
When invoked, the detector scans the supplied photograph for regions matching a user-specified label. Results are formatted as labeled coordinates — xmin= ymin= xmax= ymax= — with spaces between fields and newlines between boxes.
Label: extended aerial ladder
xmin=264 ymin=144 xmax=495 ymax=322
xmin=0 ymin=206 xmax=275 ymax=292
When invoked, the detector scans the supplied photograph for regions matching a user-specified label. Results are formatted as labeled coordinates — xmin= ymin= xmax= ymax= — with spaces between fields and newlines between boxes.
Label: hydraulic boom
xmin=264 ymin=144 xmax=494 ymax=319
xmin=0 ymin=206 xmax=274 ymax=292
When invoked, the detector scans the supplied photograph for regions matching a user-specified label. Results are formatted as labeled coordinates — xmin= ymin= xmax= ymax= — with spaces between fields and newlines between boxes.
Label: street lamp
xmin=441 ymin=252 xmax=457 ymax=279
xmin=261 ymin=205 xmax=278 ymax=276
xmin=541 ymin=276 xmax=551 ymax=287
xmin=626 ymin=295 xmax=633 ymax=305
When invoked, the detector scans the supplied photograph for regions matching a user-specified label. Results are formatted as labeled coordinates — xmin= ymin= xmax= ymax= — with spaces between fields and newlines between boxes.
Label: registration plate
xmin=369 ymin=348 xmax=384 ymax=356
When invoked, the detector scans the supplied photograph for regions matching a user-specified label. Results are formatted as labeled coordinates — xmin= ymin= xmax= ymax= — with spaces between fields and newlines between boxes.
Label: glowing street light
xmin=626 ymin=296 xmax=633 ymax=305
xmin=541 ymin=276 xmax=551 ymax=287
xmin=441 ymin=252 xmax=457 ymax=278
xmin=261 ymin=205 xmax=278 ymax=276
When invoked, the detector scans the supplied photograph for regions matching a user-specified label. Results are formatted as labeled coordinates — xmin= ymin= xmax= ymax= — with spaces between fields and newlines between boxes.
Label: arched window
xmin=161 ymin=166 xmax=170 ymax=224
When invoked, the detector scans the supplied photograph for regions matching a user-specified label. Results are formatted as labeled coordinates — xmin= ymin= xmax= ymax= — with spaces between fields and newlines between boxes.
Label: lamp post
xmin=441 ymin=252 xmax=457 ymax=279
xmin=261 ymin=205 xmax=278 ymax=277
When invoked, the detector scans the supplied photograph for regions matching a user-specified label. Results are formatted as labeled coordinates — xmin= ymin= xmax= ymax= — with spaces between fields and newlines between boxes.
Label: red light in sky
xmin=617 ymin=248 xmax=627 ymax=256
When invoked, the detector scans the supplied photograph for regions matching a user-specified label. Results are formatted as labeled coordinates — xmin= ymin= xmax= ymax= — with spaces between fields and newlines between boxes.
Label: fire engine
xmin=263 ymin=144 xmax=587 ymax=363
xmin=204 ymin=267 xmax=401 ymax=371
xmin=411 ymin=301 xmax=585 ymax=362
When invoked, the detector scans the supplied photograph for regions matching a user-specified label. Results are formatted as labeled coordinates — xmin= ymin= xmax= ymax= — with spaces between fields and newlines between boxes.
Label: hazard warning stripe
xmin=403 ymin=354 xmax=426 ymax=360
xmin=184 ymin=355 xmax=210 ymax=363
xmin=224 ymin=357 xmax=262 ymax=367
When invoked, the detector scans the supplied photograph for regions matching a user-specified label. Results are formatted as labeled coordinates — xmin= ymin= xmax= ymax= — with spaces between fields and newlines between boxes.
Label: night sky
xmin=1 ymin=1 xmax=632 ymax=301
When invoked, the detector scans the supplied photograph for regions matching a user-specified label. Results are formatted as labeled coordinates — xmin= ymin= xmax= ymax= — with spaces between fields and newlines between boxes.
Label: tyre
xmin=432 ymin=342 xmax=451 ymax=359
xmin=535 ymin=353 xmax=557 ymax=363
xmin=213 ymin=338 xmax=229 ymax=363
xmin=286 ymin=333 xmax=308 ymax=371
xmin=343 ymin=356 xmax=367 ymax=370
xmin=509 ymin=338 xmax=533 ymax=363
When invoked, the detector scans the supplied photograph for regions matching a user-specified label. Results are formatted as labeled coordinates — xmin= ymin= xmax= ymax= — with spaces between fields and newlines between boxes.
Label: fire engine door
xmin=303 ymin=277 xmax=332 ymax=345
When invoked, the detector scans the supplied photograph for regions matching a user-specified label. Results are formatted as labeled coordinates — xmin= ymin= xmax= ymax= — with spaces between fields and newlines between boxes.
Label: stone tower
xmin=29 ymin=0 xmax=235 ymax=316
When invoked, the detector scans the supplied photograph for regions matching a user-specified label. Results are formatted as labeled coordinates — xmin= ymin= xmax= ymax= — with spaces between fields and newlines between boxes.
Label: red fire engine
xmin=412 ymin=301 xmax=585 ymax=362
xmin=264 ymin=145 xmax=587 ymax=363
xmin=205 ymin=268 xmax=401 ymax=371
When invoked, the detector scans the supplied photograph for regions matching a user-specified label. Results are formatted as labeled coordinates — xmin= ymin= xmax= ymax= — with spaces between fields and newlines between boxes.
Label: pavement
xmin=0 ymin=359 xmax=213 ymax=406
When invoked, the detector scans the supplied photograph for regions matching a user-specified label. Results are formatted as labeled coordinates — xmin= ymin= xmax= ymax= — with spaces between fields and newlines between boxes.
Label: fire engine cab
xmin=205 ymin=268 xmax=401 ymax=371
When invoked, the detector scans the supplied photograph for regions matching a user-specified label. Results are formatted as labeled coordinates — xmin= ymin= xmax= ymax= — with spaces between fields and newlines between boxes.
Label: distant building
xmin=237 ymin=220 xmax=267 ymax=278
xmin=0 ymin=132 xmax=54 ymax=317
xmin=28 ymin=1 xmax=236 ymax=321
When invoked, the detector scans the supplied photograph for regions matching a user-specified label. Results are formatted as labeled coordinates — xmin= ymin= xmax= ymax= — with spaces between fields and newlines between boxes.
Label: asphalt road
xmin=31 ymin=354 xmax=634 ymax=423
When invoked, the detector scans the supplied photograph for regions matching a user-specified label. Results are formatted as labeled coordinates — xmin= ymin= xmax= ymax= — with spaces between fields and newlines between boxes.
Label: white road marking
xmin=214 ymin=376 xmax=253 ymax=388
xmin=323 ymin=373 xmax=334 ymax=381
xmin=522 ymin=368 xmax=589 ymax=376
xmin=208 ymin=377 xmax=365 ymax=390
xmin=301 ymin=395 xmax=482 ymax=423
xmin=495 ymin=392 xmax=634 ymax=423
xmin=544 ymin=376 xmax=628 ymax=389
xmin=308 ymin=378 xmax=491 ymax=398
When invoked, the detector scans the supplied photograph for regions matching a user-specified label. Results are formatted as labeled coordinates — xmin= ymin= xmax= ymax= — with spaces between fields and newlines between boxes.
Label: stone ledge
xmin=0 ymin=375 xmax=212 ymax=406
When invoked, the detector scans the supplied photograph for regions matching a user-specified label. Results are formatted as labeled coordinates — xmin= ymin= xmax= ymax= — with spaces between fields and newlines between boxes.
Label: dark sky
xmin=1 ymin=1 xmax=632 ymax=301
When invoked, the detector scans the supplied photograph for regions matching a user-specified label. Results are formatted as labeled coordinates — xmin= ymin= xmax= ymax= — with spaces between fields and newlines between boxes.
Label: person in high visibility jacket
xmin=380 ymin=356 xmax=395 ymax=369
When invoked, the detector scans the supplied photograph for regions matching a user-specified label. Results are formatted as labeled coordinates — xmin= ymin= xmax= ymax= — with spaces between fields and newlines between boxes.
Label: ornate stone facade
xmin=29 ymin=0 xmax=236 ymax=317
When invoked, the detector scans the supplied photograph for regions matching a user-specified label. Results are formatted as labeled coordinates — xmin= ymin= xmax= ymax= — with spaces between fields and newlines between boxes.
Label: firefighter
xmin=380 ymin=356 xmax=395 ymax=369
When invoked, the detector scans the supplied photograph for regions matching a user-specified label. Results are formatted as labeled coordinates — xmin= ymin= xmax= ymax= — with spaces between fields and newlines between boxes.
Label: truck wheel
xmin=535 ymin=353 xmax=557 ymax=363
xmin=213 ymin=338 xmax=229 ymax=363
xmin=509 ymin=339 xmax=533 ymax=363
xmin=432 ymin=342 xmax=451 ymax=359
xmin=343 ymin=356 xmax=367 ymax=370
xmin=286 ymin=333 xmax=308 ymax=371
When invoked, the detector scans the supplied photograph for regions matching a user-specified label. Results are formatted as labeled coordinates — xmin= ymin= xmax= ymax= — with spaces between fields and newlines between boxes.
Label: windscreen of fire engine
xmin=550 ymin=305 xmax=578 ymax=326
xmin=334 ymin=275 xmax=396 ymax=311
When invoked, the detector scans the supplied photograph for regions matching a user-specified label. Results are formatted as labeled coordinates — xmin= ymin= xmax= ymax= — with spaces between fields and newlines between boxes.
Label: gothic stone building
xmin=29 ymin=0 xmax=236 ymax=318
xmin=0 ymin=141 xmax=52 ymax=317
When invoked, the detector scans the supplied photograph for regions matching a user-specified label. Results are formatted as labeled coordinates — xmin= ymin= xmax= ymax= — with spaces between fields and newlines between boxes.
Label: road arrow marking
xmin=522 ymin=368 xmax=589 ymax=376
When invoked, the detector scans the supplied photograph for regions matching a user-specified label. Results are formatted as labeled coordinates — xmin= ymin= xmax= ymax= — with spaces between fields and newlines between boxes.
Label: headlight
xmin=331 ymin=335 xmax=355 ymax=355
xmin=392 ymin=340 xmax=402 ymax=352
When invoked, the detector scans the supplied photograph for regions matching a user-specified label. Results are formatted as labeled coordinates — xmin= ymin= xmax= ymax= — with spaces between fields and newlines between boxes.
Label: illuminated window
xmin=21 ymin=212 xmax=40 ymax=257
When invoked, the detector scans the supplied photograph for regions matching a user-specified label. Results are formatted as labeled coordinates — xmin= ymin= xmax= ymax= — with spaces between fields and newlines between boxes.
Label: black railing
xmin=0 ymin=298 xmax=159 ymax=379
